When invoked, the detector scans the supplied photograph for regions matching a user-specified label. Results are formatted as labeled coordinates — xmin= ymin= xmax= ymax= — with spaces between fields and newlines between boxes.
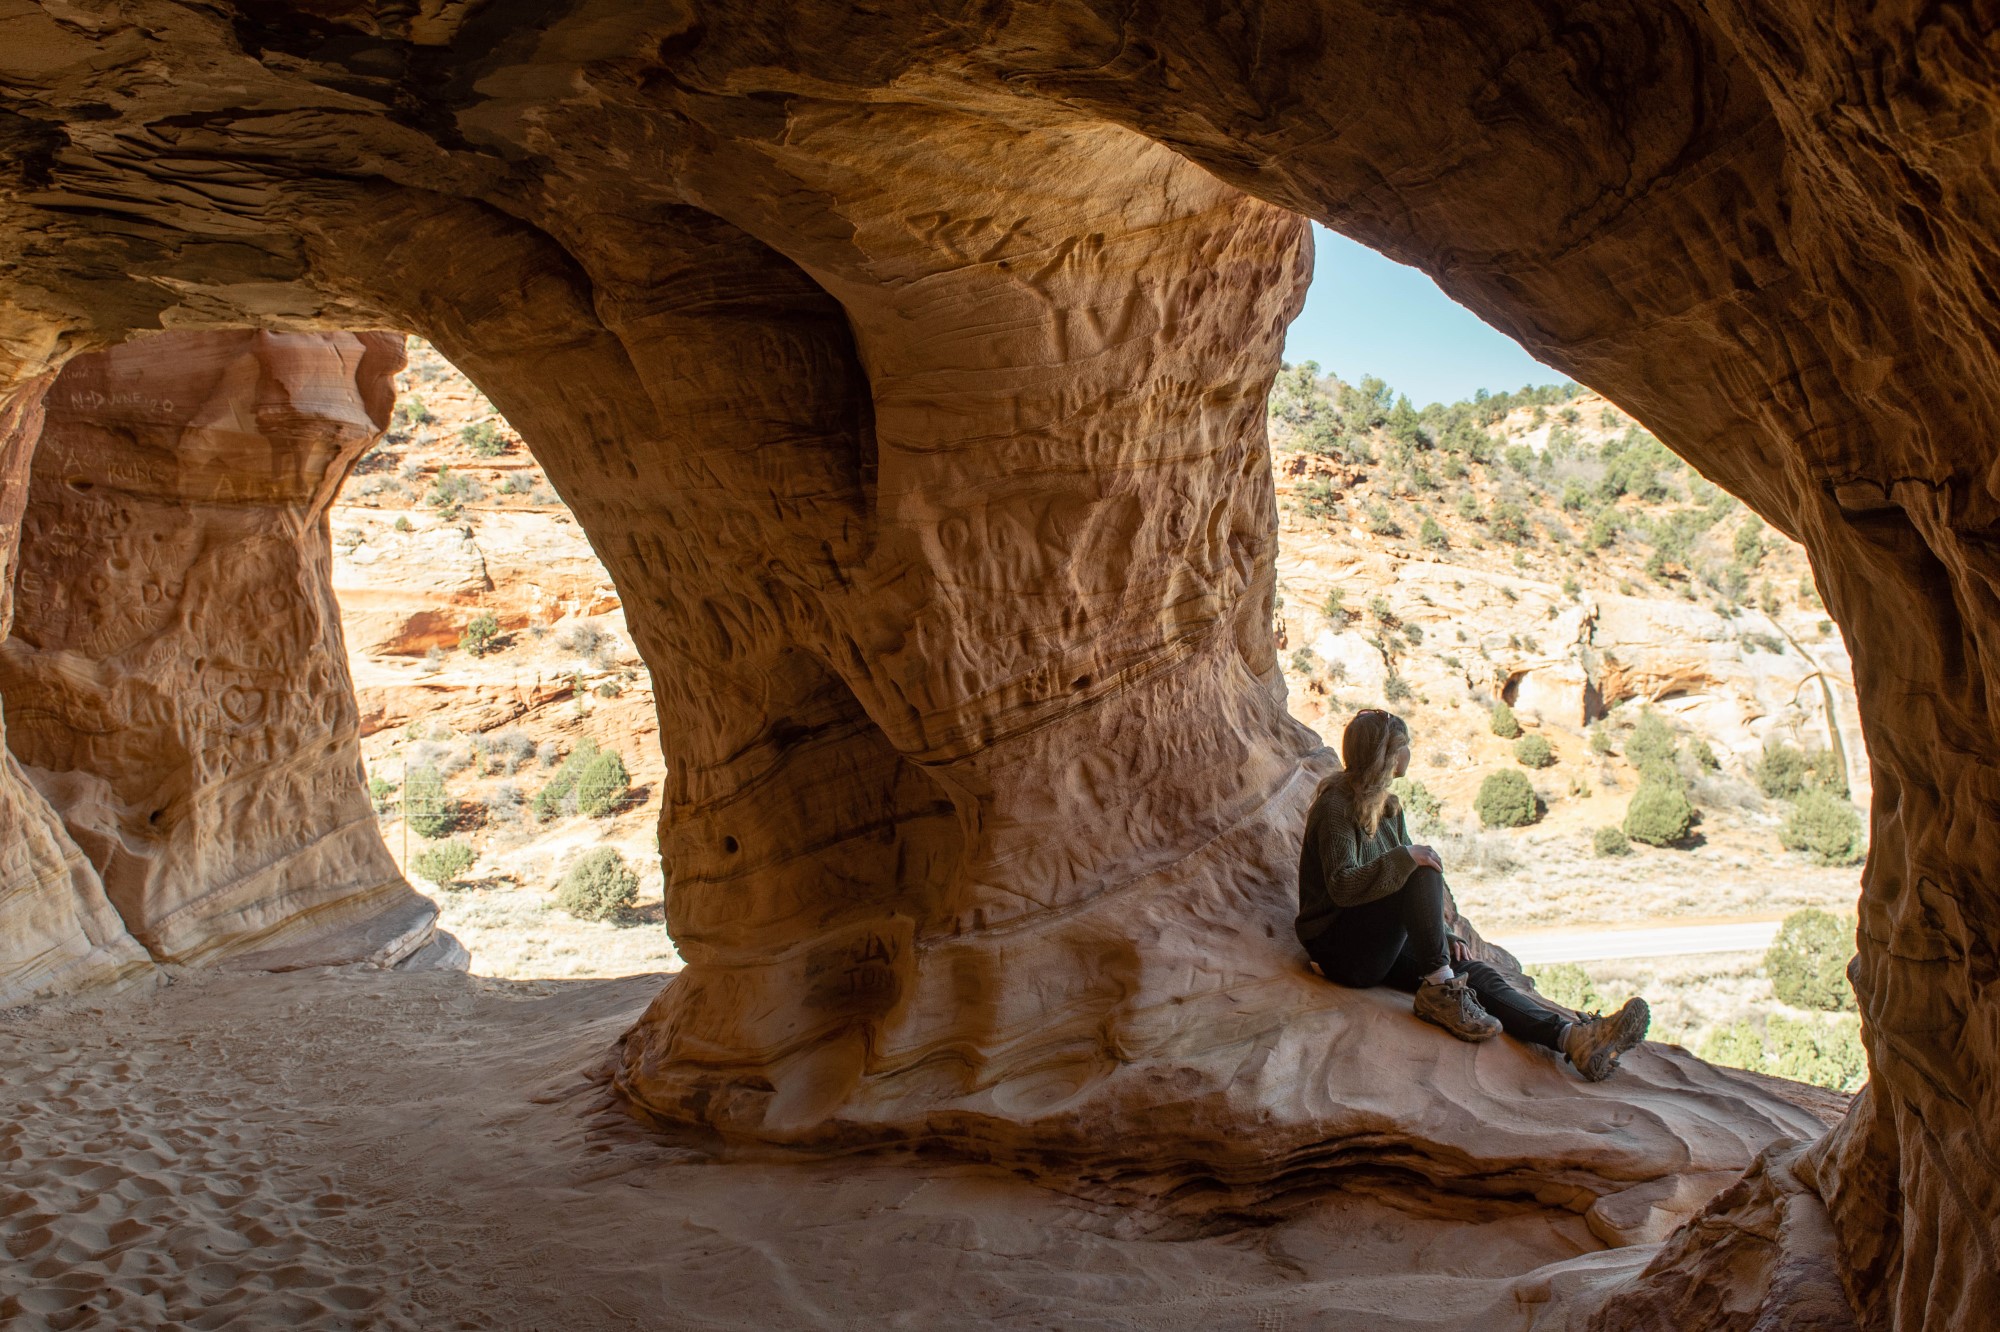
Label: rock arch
xmin=0 ymin=4 xmax=1994 ymax=1326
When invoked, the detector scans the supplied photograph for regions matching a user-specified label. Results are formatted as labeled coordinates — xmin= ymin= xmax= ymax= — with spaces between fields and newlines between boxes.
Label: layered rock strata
xmin=1 ymin=2 xmax=1996 ymax=1326
xmin=0 ymin=331 xmax=437 ymax=992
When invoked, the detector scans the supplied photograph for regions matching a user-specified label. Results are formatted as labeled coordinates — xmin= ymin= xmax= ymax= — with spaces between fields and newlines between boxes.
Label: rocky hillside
xmin=1266 ymin=367 xmax=1866 ymax=936
xmin=329 ymin=339 xmax=674 ymax=977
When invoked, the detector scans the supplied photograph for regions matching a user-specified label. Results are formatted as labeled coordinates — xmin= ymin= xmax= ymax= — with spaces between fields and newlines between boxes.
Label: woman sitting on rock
xmin=1297 ymin=707 xmax=1651 ymax=1080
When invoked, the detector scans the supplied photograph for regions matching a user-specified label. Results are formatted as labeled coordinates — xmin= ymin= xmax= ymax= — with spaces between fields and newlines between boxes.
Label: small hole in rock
xmin=722 ymin=836 xmax=739 ymax=854
xmin=67 ymin=478 xmax=93 ymax=492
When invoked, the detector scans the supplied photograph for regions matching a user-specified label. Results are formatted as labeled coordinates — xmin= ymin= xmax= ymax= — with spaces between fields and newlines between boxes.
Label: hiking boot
xmin=1562 ymin=998 xmax=1651 ymax=1081
xmin=1414 ymin=976 xmax=1502 ymax=1042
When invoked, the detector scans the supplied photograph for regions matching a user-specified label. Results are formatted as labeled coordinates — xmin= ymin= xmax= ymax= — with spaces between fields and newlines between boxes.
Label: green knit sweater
xmin=1295 ymin=777 xmax=1420 ymax=945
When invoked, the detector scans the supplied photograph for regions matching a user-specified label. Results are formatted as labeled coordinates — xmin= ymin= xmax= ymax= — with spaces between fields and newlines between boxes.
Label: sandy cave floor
xmin=0 ymin=965 xmax=1672 ymax=1332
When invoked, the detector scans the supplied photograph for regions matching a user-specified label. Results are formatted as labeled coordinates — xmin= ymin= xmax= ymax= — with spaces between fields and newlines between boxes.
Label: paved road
xmin=1490 ymin=917 xmax=1784 ymax=965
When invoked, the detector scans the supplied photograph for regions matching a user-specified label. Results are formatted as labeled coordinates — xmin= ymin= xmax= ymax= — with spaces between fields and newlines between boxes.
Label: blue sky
xmin=1282 ymin=224 xmax=1565 ymax=408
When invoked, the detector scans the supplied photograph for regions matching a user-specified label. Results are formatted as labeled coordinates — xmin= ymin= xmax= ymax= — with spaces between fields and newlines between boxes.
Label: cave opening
xmin=1263 ymin=223 xmax=1872 ymax=1103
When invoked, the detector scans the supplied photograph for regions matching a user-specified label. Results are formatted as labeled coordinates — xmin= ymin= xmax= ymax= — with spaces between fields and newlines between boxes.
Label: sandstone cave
xmin=0 ymin=5 xmax=1994 ymax=1329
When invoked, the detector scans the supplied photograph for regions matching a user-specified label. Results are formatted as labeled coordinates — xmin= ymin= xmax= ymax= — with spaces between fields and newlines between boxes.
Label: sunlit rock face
xmin=0 ymin=3 xmax=1994 ymax=1326
xmin=0 ymin=331 xmax=435 ymax=978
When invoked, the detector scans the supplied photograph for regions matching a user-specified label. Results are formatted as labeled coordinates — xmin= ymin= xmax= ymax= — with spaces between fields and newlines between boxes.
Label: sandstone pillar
xmin=611 ymin=109 xmax=1327 ymax=1142
xmin=0 ymin=330 xmax=436 ymax=970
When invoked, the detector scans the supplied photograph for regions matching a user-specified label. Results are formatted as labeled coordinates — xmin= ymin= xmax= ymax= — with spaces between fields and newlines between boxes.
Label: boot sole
xmin=1573 ymin=999 xmax=1651 ymax=1080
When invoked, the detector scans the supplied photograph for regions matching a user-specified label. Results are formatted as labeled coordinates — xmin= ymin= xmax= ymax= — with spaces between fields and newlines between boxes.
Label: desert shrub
xmin=1475 ymin=769 xmax=1539 ymax=828
xmin=1299 ymin=479 xmax=1340 ymax=520
xmin=1623 ymin=776 xmax=1694 ymax=846
xmin=486 ymin=731 xmax=536 ymax=774
xmin=1780 ymin=789 xmax=1865 ymax=866
xmin=1321 ymin=589 xmax=1346 ymax=621
xmin=537 ymin=739 xmax=562 ymax=769
xmin=531 ymin=739 xmax=601 ymax=821
xmin=403 ymin=764 xmax=456 ymax=839
xmin=1288 ymin=647 xmax=1317 ymax=675
xmin=459 ymin=611 xmax=500 ymax=657
xmin=1765 ymin=908 xmax=1857 ymax=1011
xmin=1625 ymin=707 xmax=1678 ymax=772
xmin=1364 ymin=503 xmax=1402 ymax=537
xmin=411 ymin=840 xmax=475 ymax=887
xmin=426 ymin=465 xmax=482 ymax=515
xmin=557 ymin=848 xmax=640 ymax=922
xmin=367 ymin=774 xmax=397 ymax=816
xmin=1514 ymin=734 xmax=1555 ymax=768
xmin=558 ymin=622 xmax=617 ymax=665
xmin=1490 ymin=501 xmax=1530 ymax=544
xmin=394 ymin=395 xmax=434 ymax=427
xmin=1389 ymin=777 xmax=1443 ymax=835
xmin=1767 ymin=1015 xmax=1866 ymax=1091
xmin=484 ymin=783 xmax=524 ymax=824
xmin=1382 ymin=673 xmax=1412 ymax=703
xmin=460 ymin=420 xmax=505 ymax=457
xmin=1419 ymin=516 xmax=1449 ymax=551
xmin=1401 ymin=622 xmax=1424 ymax=646
xmin=1432 ymin=825 xmax=1520 ymax=876
xmin=1756 ymin=739 xmax=1847 ymax=800
xmin=1688 ymin=738 xmax=1720 ymax=770
xmin=1593 ymin=825 xmax=1632 ymax=857
xmin=1525 ymin=963 xmax=1601 ymax=1013
xmin=1489 ymin=701 xmax=1522 ymax=739
xmin=575 ymin=750 xmax=630 ymax=818
xmin=1589 ymin=724 xmax=1614 ymax=755
xmin=1455 ymin=491 xmax=1480 ymax=522
xmin=1698 ymin=1021 xmax=1768 ymax=1074
xmin=1755 ymin=738 xmax=1810 ymax=797
xmin=1369 ymin=595 xmax=1396 ymax=624
xmin=393 ymin=515 xmax=412 ymax=533
xmin=409 ymin=740 xmax=472 ymax=778
xmin=1734 ymin=517 xmax=1765 ymax=567
xmin=1699 ymin=1015 xmax=1864 ymax=1091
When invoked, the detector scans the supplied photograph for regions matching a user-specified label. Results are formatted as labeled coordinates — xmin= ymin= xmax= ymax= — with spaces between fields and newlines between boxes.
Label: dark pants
xmin=1305 ymin=866 xmax=1569 ymax=1051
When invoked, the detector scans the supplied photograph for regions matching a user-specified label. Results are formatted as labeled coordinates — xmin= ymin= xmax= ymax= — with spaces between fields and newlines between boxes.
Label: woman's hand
xmin=1449 ymin=938 xmax=1471 ymax=964
xmin=1409 ymin=844 xmax=1444 ymax=871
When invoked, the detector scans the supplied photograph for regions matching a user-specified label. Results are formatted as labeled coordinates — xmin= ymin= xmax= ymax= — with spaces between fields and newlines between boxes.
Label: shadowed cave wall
xmin=1 ymin=3 xmax=1996 ymax=1328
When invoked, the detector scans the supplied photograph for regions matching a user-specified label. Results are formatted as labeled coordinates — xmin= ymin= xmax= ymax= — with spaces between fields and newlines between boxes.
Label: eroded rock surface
xmin=0 ymin=331 xmax=436 ymax=982
xmin=0 ymin=374 xmax=152 ymax=1003
xmin=0 ymin=3 xmax=1994 ymax=1326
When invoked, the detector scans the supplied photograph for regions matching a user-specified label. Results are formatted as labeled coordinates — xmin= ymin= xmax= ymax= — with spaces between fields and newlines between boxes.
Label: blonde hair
xmin=1339 ymin=709 xmax=1411 ymax=836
